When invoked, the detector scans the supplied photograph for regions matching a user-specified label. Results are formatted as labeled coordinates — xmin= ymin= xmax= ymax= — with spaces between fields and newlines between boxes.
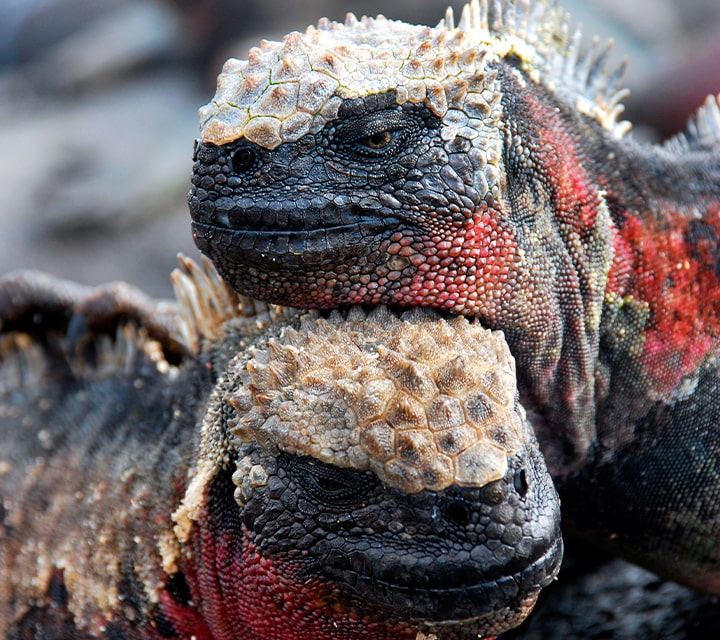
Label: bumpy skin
xmin=0 ymin=262 xmax=561 ymax=639
xmin=188 ymin=0 xmax=720 ymax=595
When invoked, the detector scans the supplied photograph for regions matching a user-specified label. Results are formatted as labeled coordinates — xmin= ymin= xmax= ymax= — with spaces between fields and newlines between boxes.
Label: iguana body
xmin=0 ymin=259 xmax=561 ymax=639
xmin=188 ymin=0 xmax=720 ymax=595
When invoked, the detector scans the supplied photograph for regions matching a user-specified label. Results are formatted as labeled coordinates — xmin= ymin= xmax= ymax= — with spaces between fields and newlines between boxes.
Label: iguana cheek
xmin=393 ymin=204 xmax=522 ymax=317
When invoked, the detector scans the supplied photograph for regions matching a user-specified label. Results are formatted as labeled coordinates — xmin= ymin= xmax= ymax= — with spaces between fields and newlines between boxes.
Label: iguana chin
xmin=188 ymin=0 xmax=720 ymax=596
xmin=0 ymin=257 xmax=561 ymax=639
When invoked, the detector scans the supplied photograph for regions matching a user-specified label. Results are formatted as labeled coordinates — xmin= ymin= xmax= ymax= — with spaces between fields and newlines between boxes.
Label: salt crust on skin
xmin=198 ymin=0 xmax=631 ymax=151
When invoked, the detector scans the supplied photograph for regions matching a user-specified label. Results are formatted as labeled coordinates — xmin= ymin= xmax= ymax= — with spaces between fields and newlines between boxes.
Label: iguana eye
xmin=308 ymin=473 xmax=351 ymax=495
xmin=351 ymin=127 xmax=404 ymax=158
xmin=286 ymin=454 xmax=376 ymax=506
xmin=333 ymin=109 xmax=413 ymax=159
xmin=359 ymin=130 xmax=393 ymax=149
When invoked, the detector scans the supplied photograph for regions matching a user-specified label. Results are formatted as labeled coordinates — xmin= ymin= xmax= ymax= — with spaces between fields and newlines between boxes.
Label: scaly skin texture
xmin=187 ymin=0 xmax=720 ymax=596
xmin=0 ymin=260 xmax=562 ymax=639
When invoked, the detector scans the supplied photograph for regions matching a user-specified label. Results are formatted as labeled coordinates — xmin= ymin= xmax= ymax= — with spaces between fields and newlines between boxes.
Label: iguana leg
xmin=0 ymin=270 xmax=187 ymax=364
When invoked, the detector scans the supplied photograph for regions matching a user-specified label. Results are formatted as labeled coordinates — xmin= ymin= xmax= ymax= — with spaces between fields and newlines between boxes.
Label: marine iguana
xmin=2 ymin=0 xmax=719 ymax=637
xmin=187 ymin=0 xmax=720 ymax=596
xmin=0 ymin=257 xmax=561 ymax=639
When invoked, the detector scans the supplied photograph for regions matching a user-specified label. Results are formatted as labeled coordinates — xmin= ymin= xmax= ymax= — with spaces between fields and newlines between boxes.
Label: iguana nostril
xmin=514 ymin=468 xmax=529 ymax=497
xmin=445 ymin=499 xmax=471 ymax=526
xmin=231 ymin=148 xmax=255 ymax=173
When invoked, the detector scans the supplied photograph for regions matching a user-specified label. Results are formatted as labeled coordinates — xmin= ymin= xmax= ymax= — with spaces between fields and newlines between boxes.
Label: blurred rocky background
xmin=0 ymin=0 xmax=719 ymax=298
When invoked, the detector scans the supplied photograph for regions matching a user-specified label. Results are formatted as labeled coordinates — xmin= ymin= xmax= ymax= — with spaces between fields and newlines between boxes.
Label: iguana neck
xmin=496 ymin=63 xmax=720 ymax=469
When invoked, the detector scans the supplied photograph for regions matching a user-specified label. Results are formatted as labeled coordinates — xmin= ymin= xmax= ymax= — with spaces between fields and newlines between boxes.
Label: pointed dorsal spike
xmin=615 ymin=56 xmax=629 ymax=86
xmin=669 ymin=94 xmax=720 ymax=151
xmin=574 ymin=35 xmax=599 ymax=86
xmin=565 ymin=26 xmax=582 ymax=72
xmin=696 ymin=94 xmax=720 ymax=144
xmin=602 ymin=67 xmax=629 ymax=124
xmin=665 ymin=133 xmax=691 ymax=154
xmin=490 ymin=0 xmax=504 ymax=33
xmin=504 ymin=0 xmax=520 ymax=35
xmin=587 ymin=39 xmax=615 ymax=90
xmin=457 ymin=1 xmax=473 ymax=31
xmin=477 ymin=0 xmax=490 ymax=33
xmin=443 ymin=5 xmax=455 ymax=30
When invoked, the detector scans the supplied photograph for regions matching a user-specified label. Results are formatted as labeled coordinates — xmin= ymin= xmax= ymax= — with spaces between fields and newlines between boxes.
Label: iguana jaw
xmin=190 ymin=216 xmax=402 ymax=309
xmin=318 ymin=531 xmax=563 ymax=623
xmin=191 ymin=215 xmax=395 ymax=271
xmin=170 ymin=446 xmax=561 ymax=640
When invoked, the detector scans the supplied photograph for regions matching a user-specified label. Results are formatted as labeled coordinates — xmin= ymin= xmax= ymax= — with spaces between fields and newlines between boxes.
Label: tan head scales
xmin=199 ymin=0 xmax=630 ymax=149
xmin=228 ymin=305 xmax=533 ymax=493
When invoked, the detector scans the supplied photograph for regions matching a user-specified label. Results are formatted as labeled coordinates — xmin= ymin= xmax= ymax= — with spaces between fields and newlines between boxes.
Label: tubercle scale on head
xmin=198 ymin=0 xmax=631 ymax=150
xmin=226 ymin=305 xmax=531 ymax=493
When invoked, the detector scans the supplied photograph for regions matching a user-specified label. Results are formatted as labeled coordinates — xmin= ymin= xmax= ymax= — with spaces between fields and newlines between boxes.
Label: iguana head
xmin=188 ymin=0 xmax=624 ymax=312
xmin=188 ymin=0 xmax=622 ymax=468
xmin=165 ymin=294 xmax=562 ymax=639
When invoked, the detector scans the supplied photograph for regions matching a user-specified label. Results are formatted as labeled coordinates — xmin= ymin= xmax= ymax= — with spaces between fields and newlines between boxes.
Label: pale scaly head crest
xmin=199 ymin=0 xmax=631 ymax=151
xmin=226 ymin=305 xmax=533 ymax=495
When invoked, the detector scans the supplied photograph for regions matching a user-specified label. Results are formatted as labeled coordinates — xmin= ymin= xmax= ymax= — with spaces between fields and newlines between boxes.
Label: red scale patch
xmin=610 ymin=206 xmax=720 ymax=393
xmin=160 ymin=521 xmax=431 ymax=640
xmin=401 ymin=206 xmax=522 ymax=315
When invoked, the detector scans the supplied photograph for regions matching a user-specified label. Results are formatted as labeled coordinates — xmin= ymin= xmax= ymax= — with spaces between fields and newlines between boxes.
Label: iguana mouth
xmin=324 ymin=535 xmax=563 ymax=623
xmin=190 ymin=214 xmax=397 ymax=272
xmin=191 ymin=216 xmax=389 ymax=262
xmin=208 ymin=200 xmax=388 ymax=233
